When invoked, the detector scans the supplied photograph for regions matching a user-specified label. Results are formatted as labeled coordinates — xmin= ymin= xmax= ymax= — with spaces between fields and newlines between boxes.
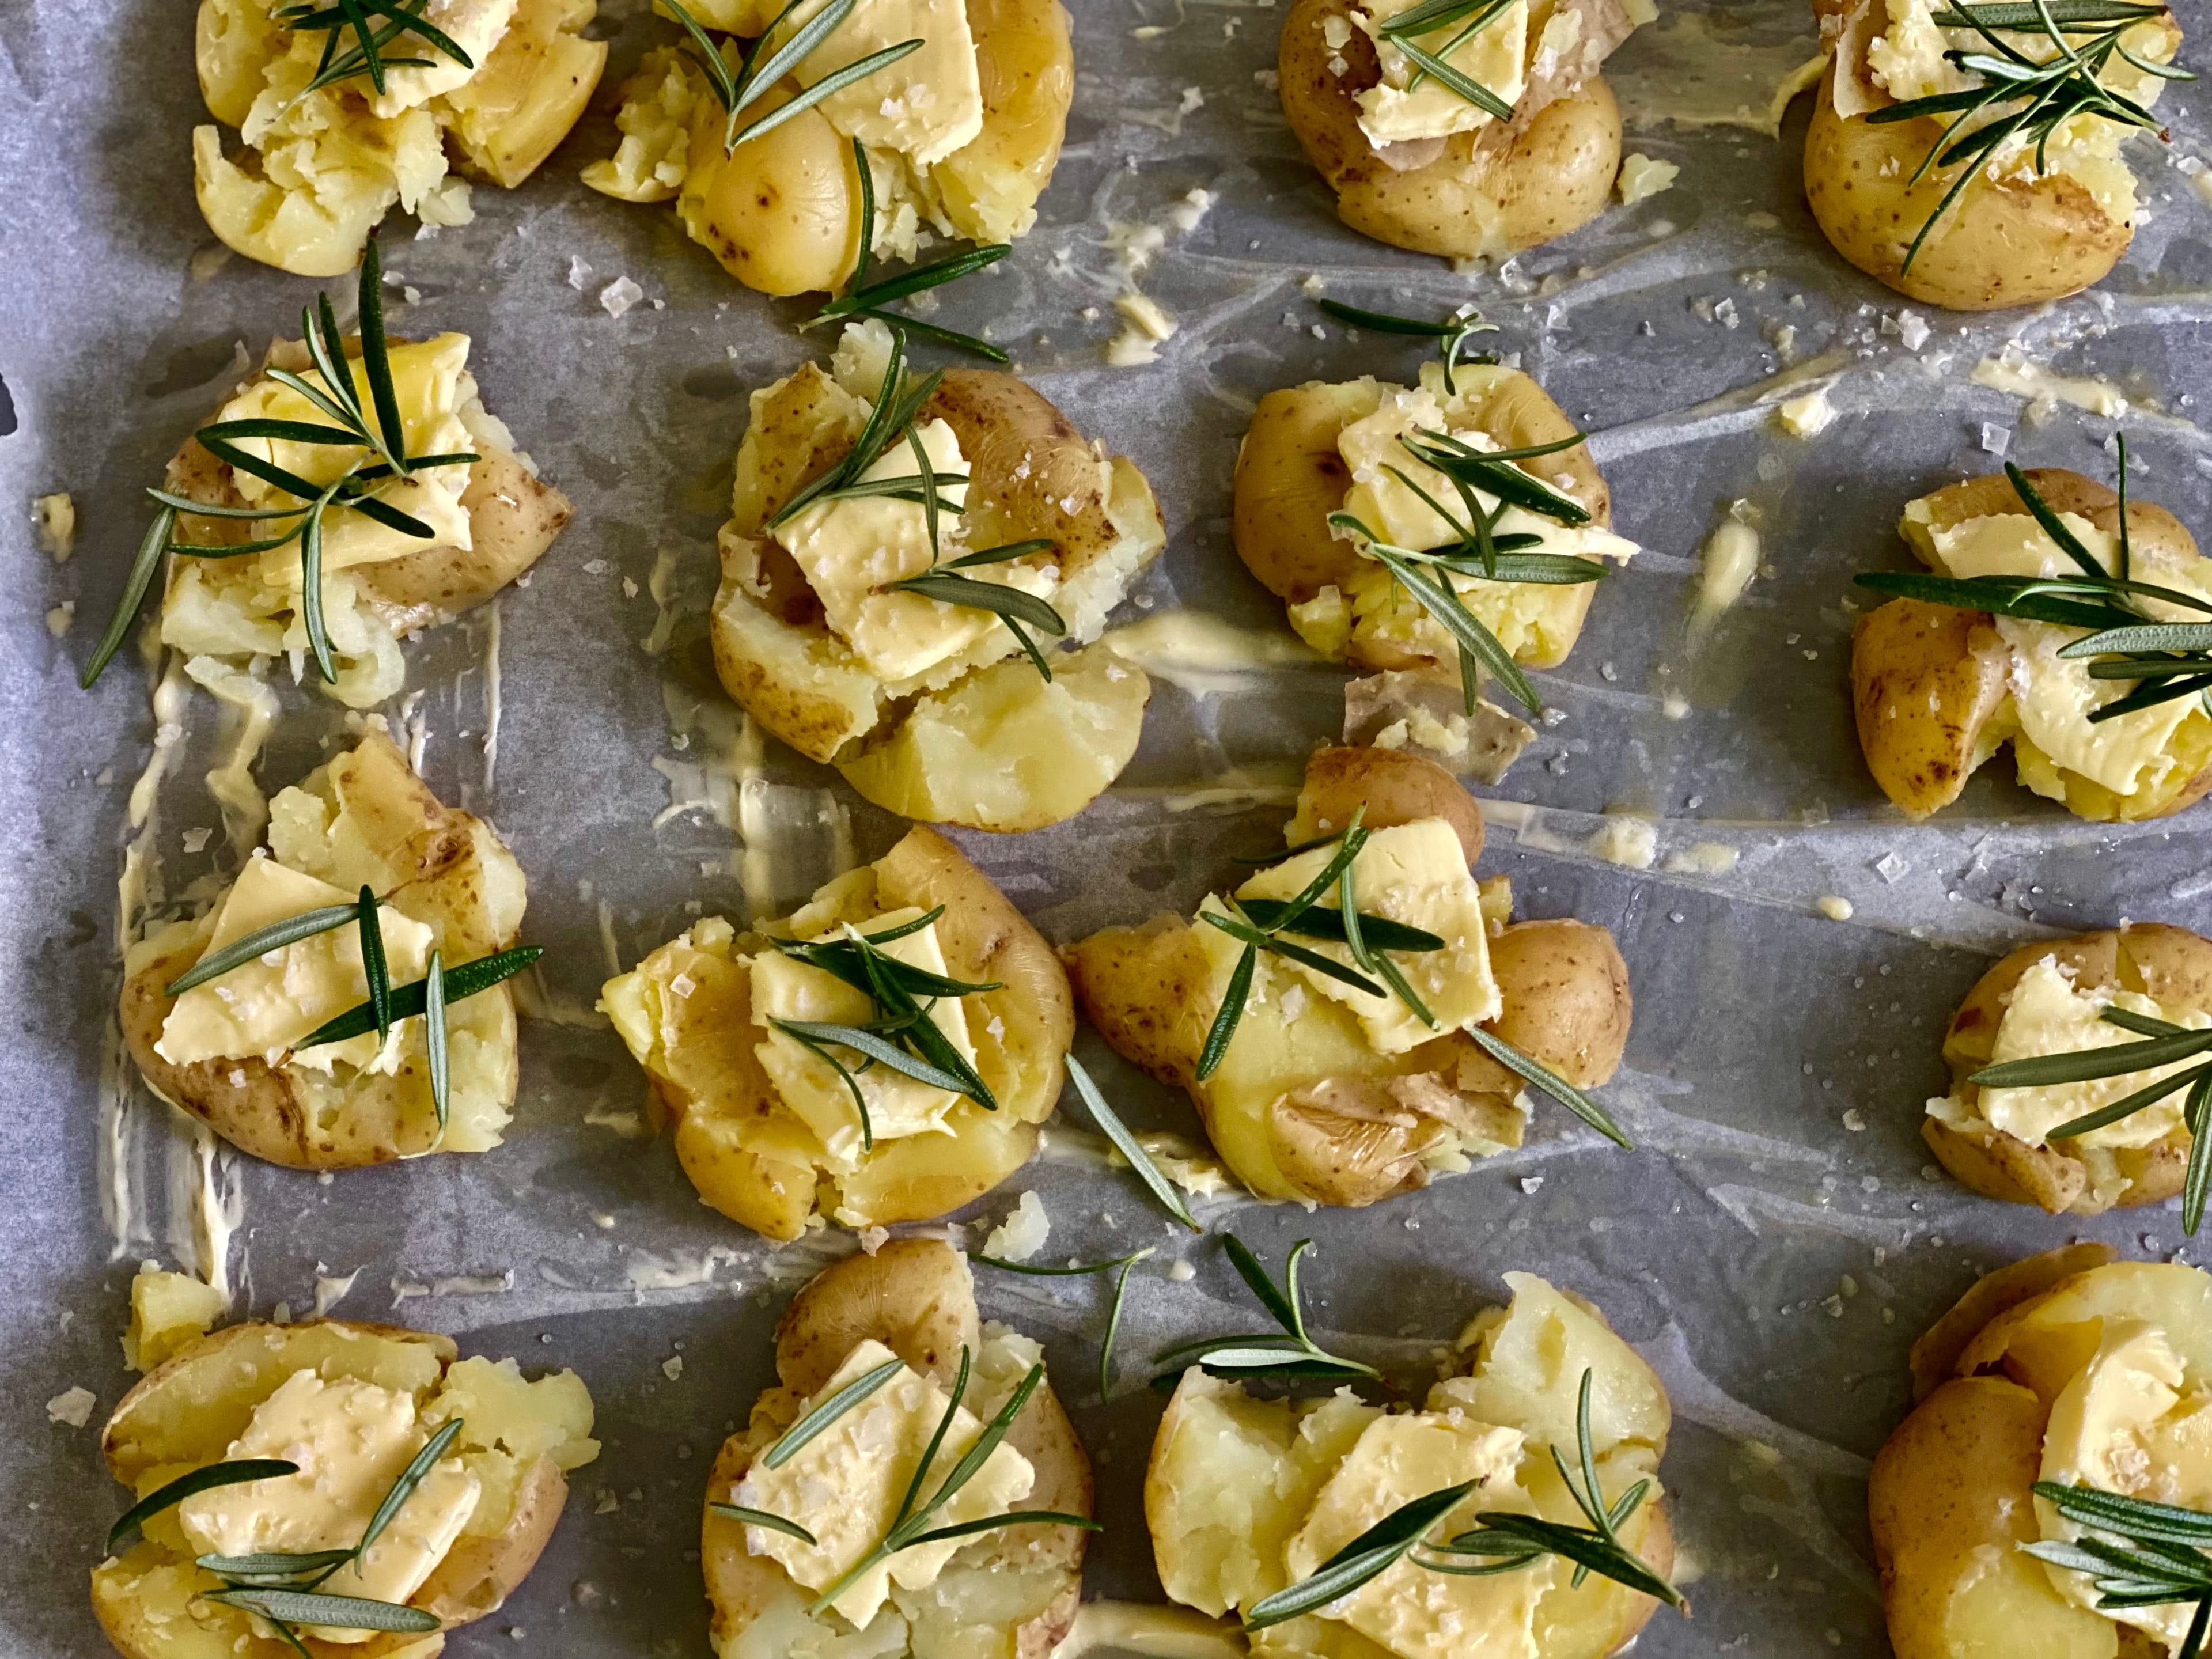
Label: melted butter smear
xmin=1100 ymin=612 xmax=1325 ymax=700
xmin=1610 ymin=9 xmax=1827 ymax=137
xmin=1050 ymin=1603 xmax=1247 ymax=1659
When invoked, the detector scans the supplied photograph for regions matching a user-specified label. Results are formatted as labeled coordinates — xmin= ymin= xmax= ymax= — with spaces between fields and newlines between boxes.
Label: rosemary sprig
xmin=2025 ymin=1480 xmax=2212 ymax=1659
xmin=358 ymin=885 xmax=392 ymax=1040
xmin=971 ymin=1245 xmax=1156 ymax=1403
xmin=113 ymin=1421 xmax=467 ymax=1642
xmin=885 ymin=540 xmax=1068 ymax=680
xmin=796 ymin=1349 xmax=1102 ymax=1616
xmin=81 ymin=240 xmax=477 ymax=689
xmin=275 ymin=0 xmax=474 ymax=105
xmin=1316 ymin=300 xmax=1498 ymax=395
xmin=664 ymin=0 xmax=921 ymax=154
xmin=163 ymin=904 xmax=361 ymax=996
xmin=709 ymin=1503 xmax=820 ymax=1543
xmin=765 ymin=1356 xmax=907 ymax=1468
xmin=1968 ymin=1001 xmax=2212 ymax=1230
xmin=108 ymin=1460 xmax=301 ymax=1553
xmin=1856 ymin=444 xmax=2212 ymax=722
xmin=1245 ymin=1368 xmax=1681 ymax=1628
xmin=1465 ymin=1026 xmax=1633 ymax=1149
xmin=810 ymin=163 xmax=1012 ymax=364
xmin=763 ymin=908 xmax=1002 ymax=1144
xmin=1066 ymin=1055 xmax=1202 ymax=1229
xmin=423 ymin=949 xmax=449 ymax=1147
xmin=1369 ymin=0 xmax=1519 ymax=118
xmin=293 ymin=945 xmax=542 ymax=1049
xmin=1866 ymin=0 xmax=2192 ymax=273
xmin=1152 ymin=1237 xmax=1378 ymax=1382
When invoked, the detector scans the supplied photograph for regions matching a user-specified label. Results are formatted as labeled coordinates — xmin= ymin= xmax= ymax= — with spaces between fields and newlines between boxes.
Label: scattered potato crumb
xmin=1589 ymin=815 xmax=1657 ymax=870
xmin=1663 ymin=842 xmax=1738 ymax=876
xmin=45 ymin=602 xmax=74 ymax=638
xmin=1774 ymin=388 xmax=1837 ymax=438
xmin=1817 ymin=895 xmax=1855 ymax=921
xmin=982 ymin=1190 xmax=1050 ymax=1262
xmin=33 ymin=493 xmax=75 ymax=561
xmin=662 ymin=1355 xmax=684 ymax=1381
xmin=1616 ymin=154 xmax=1679 ymax=205
xmin=1168 ymin=1260 xmax=1196 ymax=1282
xmin=46 ymin=1385 xmax=96 ymax=1428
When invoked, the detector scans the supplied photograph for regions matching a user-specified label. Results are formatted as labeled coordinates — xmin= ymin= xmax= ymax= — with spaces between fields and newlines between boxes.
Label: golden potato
xmin=93 ymin=1317 xmax=596 ymax=1659
xmin=1068 ymin=748 xmax=1633 ymax=1206
xmin=1233 ymin=362 xmax=1620 ymax=702
xmin=710 ymin=330 xmax=1166 ymax=831
xmin=119 ymin=733 xmax=528 ymax=1169
xmin=586 ymin=0 xmax=1072 ymax=295
xmin=1853 ymin=467 xmax=2212 ymax=823
xmin=1278 ymin=0 xmax=1635 ymax=260
xmin=1148 ymin=1271 xmax=1675 ymax=1658
xmin=191 ymin=0 xmax=605 ymax=275
xmin=603 ymin=827 xmax=1074 ymax=1240
xmin=1921 ymin=925 xmax=2212 ymax=1218
xmin=1872 ymin=1255 xmax=2212 ymax=1659
xmin=154 ymin=335 xmax=571 ymax=709
xmin=1805 ymin=2 xmax=2183 ymax=311
xmin=703 ymin=1243 xmax=1091 ymax=1658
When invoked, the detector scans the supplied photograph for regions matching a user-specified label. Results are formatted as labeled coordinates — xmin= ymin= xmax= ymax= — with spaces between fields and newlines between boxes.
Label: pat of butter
xmin=750 ymin=908 xmax=980 ymax=1163
xmin=1336 ymin=378 xmax=1636 ymax=666
xmin=1233 ymin=818 xmax=1499 ymax=1055
xmin=774 ymin=416 xmax=1053 ymax=684
xmin=178 ymin=1371 xmax=479 ymax=1643
xmin=1774 ymin=388 xmax=1837 ymax=438
xmin=732 ymin=1338 xmax=1034 ymax=1630
xmin=774 ymin=0 xmax=984 ymax=168
xmin=214 ymin=335 xmax=477 ymax=579
xmin=1283 ymin=1412 xmax=1540 ymax=1659
xmin=2039 ymin=1319 xmax=2212 ymax=1650
xmin=1352 ymin=0 xmax=1529 ymax=147
xmin=1970 ymin=957 xmax=2212 ymax=1151
xmin=1921 ymin=507 xmax=2212 ymax=798
xmin=361 ymin=0 xmax=521 ymax=117
xmin=157 ymin=857 xmax=431 ymax=1073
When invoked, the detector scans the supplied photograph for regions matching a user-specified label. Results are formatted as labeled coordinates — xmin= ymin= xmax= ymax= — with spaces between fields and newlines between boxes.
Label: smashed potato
xmin=703 ymin=1241 xmax=1092 ymax=1657
xmin=1922 ymin=924 xmax=2212 ymax=1218
xmin=1853 ymin=467 xmax=2212 ymax=821
xmin=1150 ymin=1271 xmax=1673 ymax=1659
xmin=157 ymin=331 xmax=572 ymax=710
xmin=603 ymin=826 xmax=1074 ymax=1241
xmin=710 ymin=320 xmax=1165 ymax=831
xmin=1233 ymin=357 xmax=1630 ymax=762
xmin=194 ymin=0 xmax=605 ymax=275
xmin=93 ymin=1316 xmax=596 ymax=1659
xmin=1278 ymin=0 xmax=1647 ymax=261
xmin=1805 ymin=0 xmax=2183 ymax=309
xmin=121 ymin=733 xmax=529 ymax=1169
xmin=584 ymin=0 xmax=1073 ymax=296
xmin=1067 ymin=747 xmax=1633 ymax=1207
xmin=1872 ymin=1252 xmax=2212 ymax=1658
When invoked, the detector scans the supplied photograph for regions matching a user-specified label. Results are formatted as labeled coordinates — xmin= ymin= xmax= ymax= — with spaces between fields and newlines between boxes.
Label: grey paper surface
xmin=6 ymin=0 xmax=2212 ymax=1653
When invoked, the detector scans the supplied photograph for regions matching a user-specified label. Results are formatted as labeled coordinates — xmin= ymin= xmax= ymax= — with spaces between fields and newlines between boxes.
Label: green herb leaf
xmin=195 ymin=1548 xmax=358 ymax=1581
xmin=764 ymin=1356 xmax=906 ymax=1469
xmin=1066 ymin=1055 xmax=1200 ymax=1230
xmin=817 ymin=244 xmax=1012 ymax=322
xmin=885 ymin=571 xmax=1069 ymax=637
xmin=733 ymin=38 xmax=923 ymax=150
xmin=165 ymin=905 xmax=359 ymax=997
xmin=1969 ymin=1022 xmax=2212 ymax=1088
xmin=108 ymin=1460 xmax=300 ymax=1553
xmin=81 ymin=506 xmax=177 ymax=690
xmin=1199 ymin=910 xmax=1388 ymax=999
xmin=424 ymin=950 xmax=449 ymax=1148
xmin=1380 ymin=29 xmax=1514 ymax=119
xmin=899 ymin=1510 xmax=1103 ymax=1548
xmin=1245 ymin=1480 xmax=1480 ymax=1629
xmin=357 ymin=887 xmax=392 ymax=1040
xmin=710 ymin=1503 xmax=819 ymax=1544
xmin=769 ymin=1017 xmax=973 ymax=1096
xmin=202 ymin=1588 xmax=441 ymax=1634
xmin=1101 ymin=1250 xmax=1145 ymax=1404
xmin=356 ymin=1418 xmax=463 ymax=1561
xmin=1465 ymin=1025 xmax=1632 ymax=1149
xmin=1232 ymin=901 xmax=1445 ymax=954
xmin=293 ymin=946 xmax=541 ymax=1050
xmin=1195 ymin=942 xmax=1257 ymax=1083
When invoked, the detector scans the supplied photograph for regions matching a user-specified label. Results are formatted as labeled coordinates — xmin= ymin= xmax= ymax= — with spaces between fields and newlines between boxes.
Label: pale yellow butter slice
xmin=156 ymin=857 xmax=431 ymax=1073
xmin=1282 ymin=1411 xmax=1542 ymax=1659
xmin=1352 ymin=0 xmax=1529 ymax=148
xmin=775 ymin=0 xmax=984 ymax=167
xmin=751 ymin=907 xmax=980 ymax=1164
xmin=1233 ymin=818 xmax=1498 ymax=1055
xmin=177 ymin=1370 xmax=480 ymax=1643
xmin=731 ymin=1338 xmax=1034 ymax=1629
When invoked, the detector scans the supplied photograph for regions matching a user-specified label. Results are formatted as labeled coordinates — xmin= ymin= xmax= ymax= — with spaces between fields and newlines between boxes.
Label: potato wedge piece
xmin=93 ymin=1318 xmax=594 ymax=1659
xmin=702 ymin=1243 xmax=1091 ymax=1658
xmin=604 ymin=827 xmax=1073 ymax=1239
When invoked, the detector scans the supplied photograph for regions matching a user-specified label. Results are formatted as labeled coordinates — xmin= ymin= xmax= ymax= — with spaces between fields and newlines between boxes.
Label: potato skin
xmin=96 ymin=1319 xmax=575 ymax=1659
xmin=352 ymin=448 xmax=574 ymax=630
xmin=702 ymin=1243 xmax=1091 ymax=1659
xmin=1924 ymin=925 xmax=2212 ymax=1217
xmin=1278 ymin=0 xmax=1623 ymax=259
xmin=1853 ymin=468 xmax=2212 ymax=823
xmin=118 ymin=736 xmax=524 ymax=1170
xmin=1070 ymin=748 xmax=1632 ymax=1207
xmin=1804 ymin=62 xmax=2132 ymax=310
